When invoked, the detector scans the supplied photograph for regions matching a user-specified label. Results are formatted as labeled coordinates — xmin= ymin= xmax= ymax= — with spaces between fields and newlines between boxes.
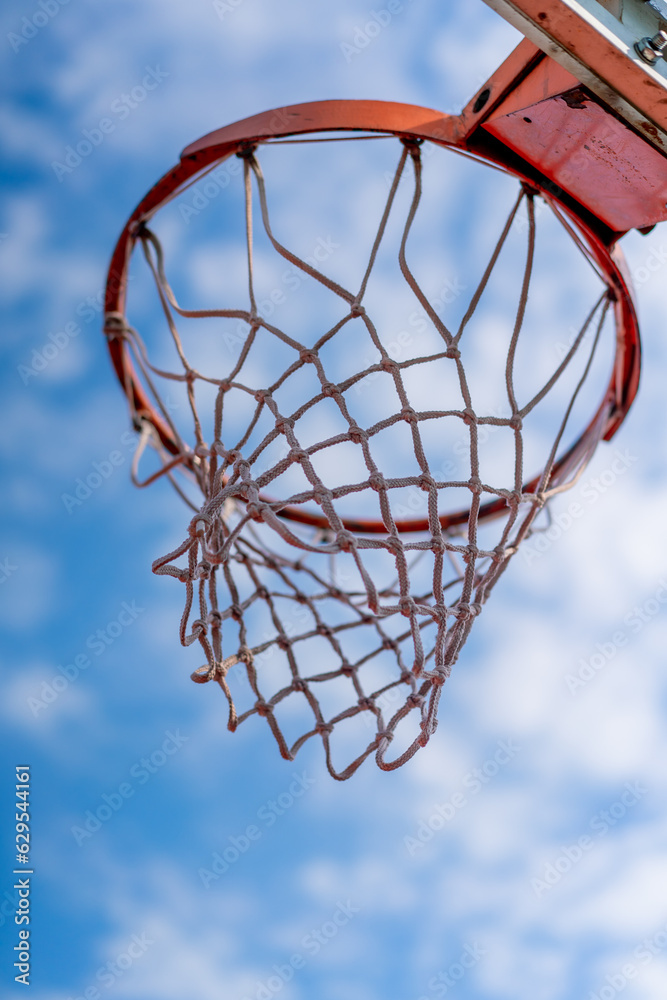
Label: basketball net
xmin=105 ymin=127 xmax=632 ymax=779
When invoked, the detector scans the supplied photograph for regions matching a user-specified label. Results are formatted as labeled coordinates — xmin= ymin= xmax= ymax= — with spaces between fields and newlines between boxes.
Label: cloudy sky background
xmin=2 ymin=1 xmax=667 ymax=998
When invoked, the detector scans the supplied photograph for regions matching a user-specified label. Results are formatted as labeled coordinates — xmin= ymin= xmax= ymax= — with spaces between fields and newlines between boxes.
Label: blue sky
xmin=3 ymin=1 xmax=667 ymax=998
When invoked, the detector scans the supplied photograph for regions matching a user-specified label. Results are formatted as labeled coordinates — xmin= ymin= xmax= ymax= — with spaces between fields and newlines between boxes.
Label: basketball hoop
xmin=104 ymin=97 xmax=639 ymax=779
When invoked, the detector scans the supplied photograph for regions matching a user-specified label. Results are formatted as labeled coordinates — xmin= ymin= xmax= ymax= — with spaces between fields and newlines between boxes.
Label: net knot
xmin=462 ymin=544 xmax=479 ymax=563
xmin=246 ymin=501 xmax=266 ymax=522
xmin=315 ymin=721 xmax=334 ymax=735
xmin=381 ymin=358 xmax=400 ymax=376
xmin=445 ymin=345 xmax=460 ymax=360
xmin=292 ymin=678 xmax=307 ymax=693
xmin=230 ymin=604 xmax=243 ymax=621
xmin=418 ymin=473 xmax=435 ymax=492
xmin=509 ymin=413 xmax=523 ymax=431
xmin=194 ymin=444 xmax=209 ymax=458
xmin=350 ymin=302 xmax=366 ymax=317
xmin=368 ymin=472 xmax=386 ymax=492
xmin=385 ymin=535 xmax=403 ymax=555
xmin=317 ymin=624 xmax=334 ymax=639
xmin=433 ymin=606 xmax=449 ymax=626
xmin=254 ymin=389 xmax=269 ymax=404
xmin=191 ymin=618 xmax=207 ymax=636
xmin=375 ymin=729 xmax=394 ymax=745
xmin=235 ymin=457 xmax=252 ymax=476
xmin=276 ymin=634 xmax=291 ymax=650
xmin=348 ymin=425 xmax=367 ymax=444
xmin=399 ymin=596 xmax=417 ymax=617
xmin=299 ymin=349 xmax=318 ymax=365
xmin=430 ymin=536 xmax=447 ymax=555
xmin=240 ymin=481 xmax=260 ymax=503
xmin=196 ymin=560 xmax=212 ymax=579
xmin=207 ymin=611 xmax=223 ymax=627
xmin=401 ymin=406 xmax=418 ymax=424
xmin=255 ymin=699 xmax=271 ymax=717
xmin=189 ymin=514 xmax=211 ymax=538
xmin=321 ymin=381 xmax=341 ymax=399
xmin=358 ymin=696 xmax=375 ymax=711
xmin=508 ymin=488 xmax=524 ymax=509
xmin=336 ymin=530 xmax=356 ymax=552
xmin=314 ymin=487 xmax=333 ymax=506
xmin=238 ymin=646 xmax=254 ymax=666
xmin=275 ymin=416 xmax=294 ymax=434
xmin=468 ymin=476 xmax=483 ymax=496
xmin=462 ymin=407 xmax=477 ymax=426
xmin=406 ymin=692 xmax=425 ymax=709
xmin=455 ymin=602 xmax=481 ymax=622
xmin=291 ymin=448 xmax=309 ymax=464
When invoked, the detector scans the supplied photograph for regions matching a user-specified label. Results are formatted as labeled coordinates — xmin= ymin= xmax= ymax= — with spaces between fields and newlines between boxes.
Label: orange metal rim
xmin=104 ymin=99 xmax=641 ymax=534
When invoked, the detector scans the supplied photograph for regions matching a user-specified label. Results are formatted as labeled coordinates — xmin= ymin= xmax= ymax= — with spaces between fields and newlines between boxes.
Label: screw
xmin=635 ymin=30 xmax=667 ymax=64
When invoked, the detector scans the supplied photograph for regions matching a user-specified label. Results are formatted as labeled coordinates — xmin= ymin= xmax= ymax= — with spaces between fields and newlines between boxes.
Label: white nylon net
xmin=106 ymin=135 xmax=616 ymax=778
